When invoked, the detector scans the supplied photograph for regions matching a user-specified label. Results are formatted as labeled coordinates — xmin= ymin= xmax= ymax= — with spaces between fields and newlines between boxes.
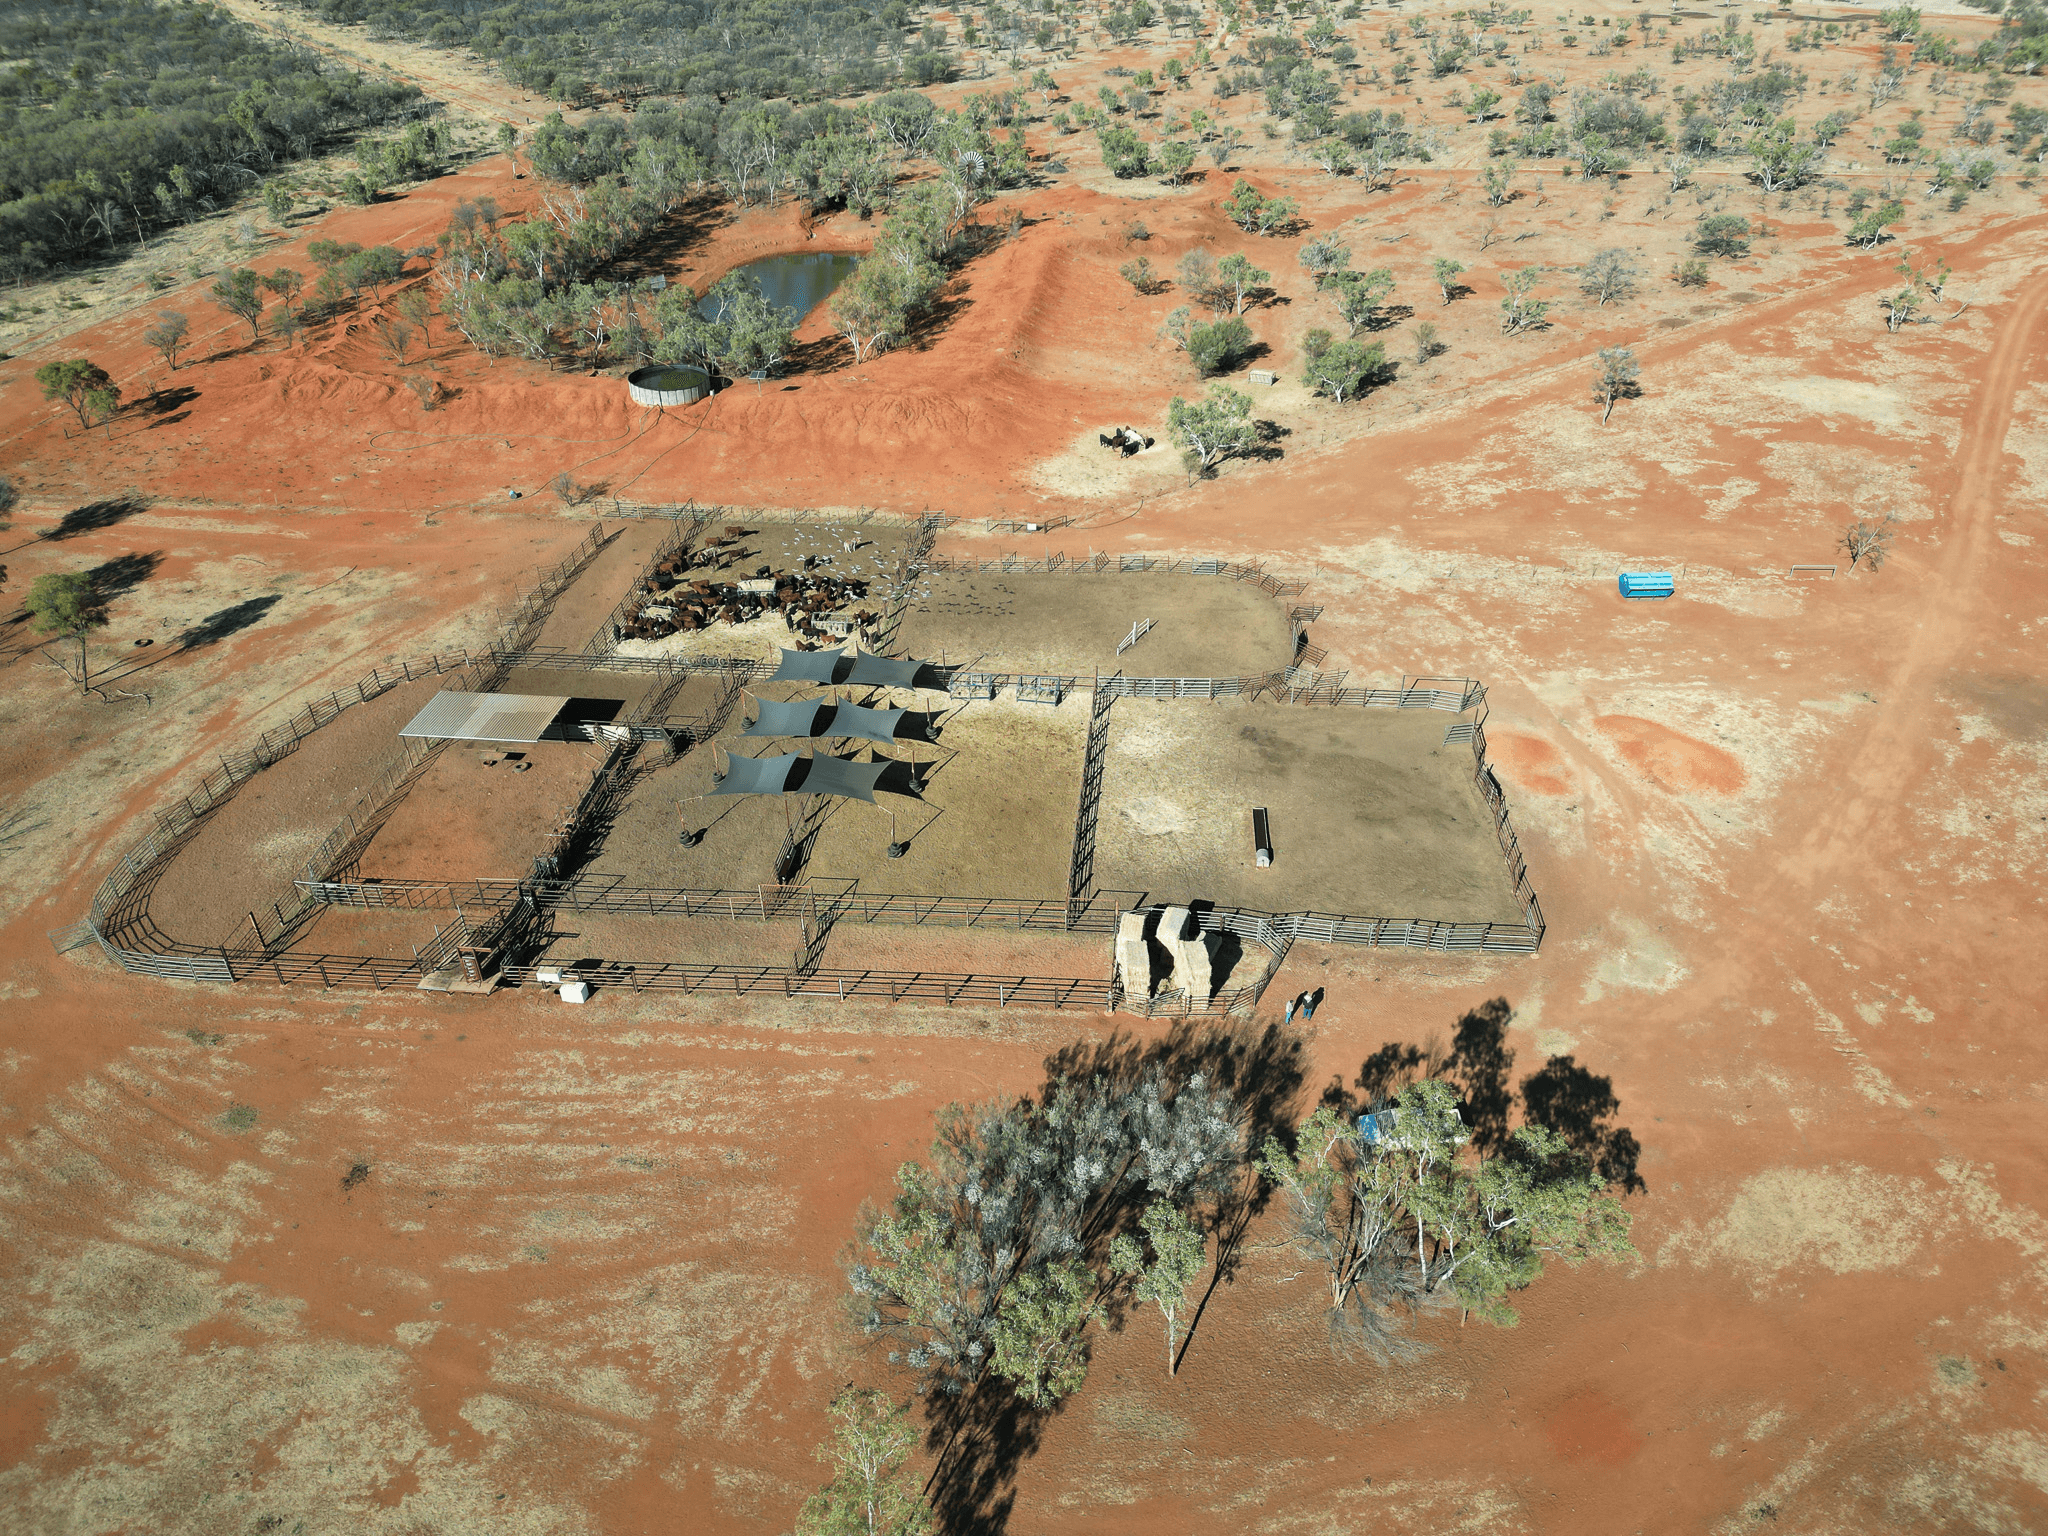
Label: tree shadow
xmin=139 ymin=384 xmax=200 ymax=422
xmin=85 ymin=551 xmax=163 ymax=605
xmin=1365 ymin=357 xmax=1405 ymax=395
xmin=922 ymin=1379 xmax=1046 ymax=1536
xmin=1244 ymin=419 xmax=1290 ymax=463
xmin=177 ymin=594 xmax=281 ymax=650
xmin=47 ymin=492 xmax=148 ymax=542
xmin=1339 ymin=1034 xmax=1448 ymax=1110
xmin=1447 ymin=996 xmax=1516 ymax=1153
xmin=1362 ymin=302 xmax=1414 ymax=334
xmin=596 ymin=198 xmax=726 ymax=285
xmin=1333 ymin=996 xmax=1646 ymax=1190
xmin=907 ymin=287 xmax=975 ymax=351
xmin=784 ymin=330 xmax=853 ymax=376
xmin=1521 ymin=1054 xmax=1645 ymax=1193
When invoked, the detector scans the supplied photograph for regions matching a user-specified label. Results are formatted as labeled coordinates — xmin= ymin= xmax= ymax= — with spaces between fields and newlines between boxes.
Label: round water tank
xmin=626 ymin=365 xmax=709 ymax=407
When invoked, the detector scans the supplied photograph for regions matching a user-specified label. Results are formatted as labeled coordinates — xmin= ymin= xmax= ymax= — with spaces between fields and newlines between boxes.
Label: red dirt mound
xmin=1595 ymin=715 xmax=1747 ymax=796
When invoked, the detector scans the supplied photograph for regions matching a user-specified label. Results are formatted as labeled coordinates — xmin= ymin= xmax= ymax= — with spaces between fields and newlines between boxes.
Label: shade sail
xmin=742 ymin=698 xmax=907 ymax=746
xmin=844 ymin=653 xmax=926 ymax=689
xmin=793 ymin=754 xmax=890 ymax=803
xmin=708 ymin=752 xmax=802 ymax=797
xmin=769 ymin=647 xmax=845 ymax=684
xmin=767 ymin=648 xmax=941 ymax=690
xmin=741 ymin=697 xmax=828 ymax=739
xmin=401 ymin=691 xmax=568 ymax=743
xmin=822 ymin=702 xmax=905 ymax=746
xmin=708 ymin=751 xmax=903 ymax=804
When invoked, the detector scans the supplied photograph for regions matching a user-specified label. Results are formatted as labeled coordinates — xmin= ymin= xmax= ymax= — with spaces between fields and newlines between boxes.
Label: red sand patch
xmin=1595 ymin=716 xmax=1748 ymax=796
xmin=1488 ymin=732 xmax=1573 ymax=796
xmin=1543 ymin=1388 xmax=1644 ymax=1468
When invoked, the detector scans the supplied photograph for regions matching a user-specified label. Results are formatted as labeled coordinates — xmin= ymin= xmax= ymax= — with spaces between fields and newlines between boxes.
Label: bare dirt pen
xmin=1096 ymin=699 xmax=1522 ymax=922
xmin=355 ymin=741 xmax=602 ymax=881
xmin=803 ymin=693 xmax=1091 ymax=899
xmin=586 ymin=685 xmax=1088 ymax=899
xmin=295 ymin=904 xmax=449 ymax=961
xmin=816 ymin=922 xmax=1112 ymax=981
xmin=143 ymin=676 xmax=444 ymax=948
xmin=745 ymin=518 xmax=923 ymax=580
xmin=589 ymin=730 xmax=793 ymax=891
xmin=529 ymin=519 xmax=681 ymax=652
xmin=893 ymin=569 xmax=1297 ymax=678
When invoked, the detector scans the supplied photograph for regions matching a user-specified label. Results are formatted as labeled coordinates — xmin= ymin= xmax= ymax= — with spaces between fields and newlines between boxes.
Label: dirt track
xmin=1773 ymin=264 xmax=2048 ymax=892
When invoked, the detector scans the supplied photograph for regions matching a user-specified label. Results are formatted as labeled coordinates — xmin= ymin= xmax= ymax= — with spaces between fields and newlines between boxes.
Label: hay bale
xmin=1157 ymin=905 xmax=1214 ymax=1001
xmin=1115 ymin=911 xmax=1154 ymax=999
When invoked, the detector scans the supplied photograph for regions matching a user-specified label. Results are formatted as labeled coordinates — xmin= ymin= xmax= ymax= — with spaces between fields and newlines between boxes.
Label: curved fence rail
xmin=73 ymin=527 xmax=617 ymax=966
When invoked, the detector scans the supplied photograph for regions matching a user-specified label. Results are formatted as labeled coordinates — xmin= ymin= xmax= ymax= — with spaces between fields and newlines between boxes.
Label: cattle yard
xmin=65 ymin=509 xmax=1542 ymax=1010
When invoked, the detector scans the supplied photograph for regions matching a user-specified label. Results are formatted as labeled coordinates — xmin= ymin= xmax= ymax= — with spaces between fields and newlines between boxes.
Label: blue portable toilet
xmin=1619 ymin=570 xmax=1675 ymax=600
xmin=1357 ymin=1108 xmax=1398 ymax=1145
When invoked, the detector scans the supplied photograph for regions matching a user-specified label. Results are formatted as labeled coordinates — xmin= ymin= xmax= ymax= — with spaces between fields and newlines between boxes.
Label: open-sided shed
xmin=399 ymin=691 xmax=570 ymax=743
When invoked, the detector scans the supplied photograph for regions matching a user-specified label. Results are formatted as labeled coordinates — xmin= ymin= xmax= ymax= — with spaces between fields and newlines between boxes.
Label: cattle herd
xmin=614 ymin=526 xmax=880 ymax=648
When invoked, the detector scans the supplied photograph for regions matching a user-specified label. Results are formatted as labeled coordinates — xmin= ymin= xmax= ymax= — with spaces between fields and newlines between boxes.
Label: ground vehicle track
xmin=1772 ymin=265 xmax=2048 ymax=894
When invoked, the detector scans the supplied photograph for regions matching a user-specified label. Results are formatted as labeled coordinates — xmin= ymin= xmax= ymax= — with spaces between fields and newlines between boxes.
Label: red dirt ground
xmin=3 ymin=4 xmax=2047 ymax=1532
xmin=1595 ymin=714 xmax=1749 ymax=796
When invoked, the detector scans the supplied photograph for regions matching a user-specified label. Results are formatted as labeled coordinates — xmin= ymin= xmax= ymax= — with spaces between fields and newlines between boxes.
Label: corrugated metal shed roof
xmin=399 ymin=691 xmax=570 ymax=743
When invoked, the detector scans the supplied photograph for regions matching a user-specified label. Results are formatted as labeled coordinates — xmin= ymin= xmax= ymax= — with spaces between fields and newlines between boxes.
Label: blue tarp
xmin=1357 ymin=1110 xmax=1397 ymax=1145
